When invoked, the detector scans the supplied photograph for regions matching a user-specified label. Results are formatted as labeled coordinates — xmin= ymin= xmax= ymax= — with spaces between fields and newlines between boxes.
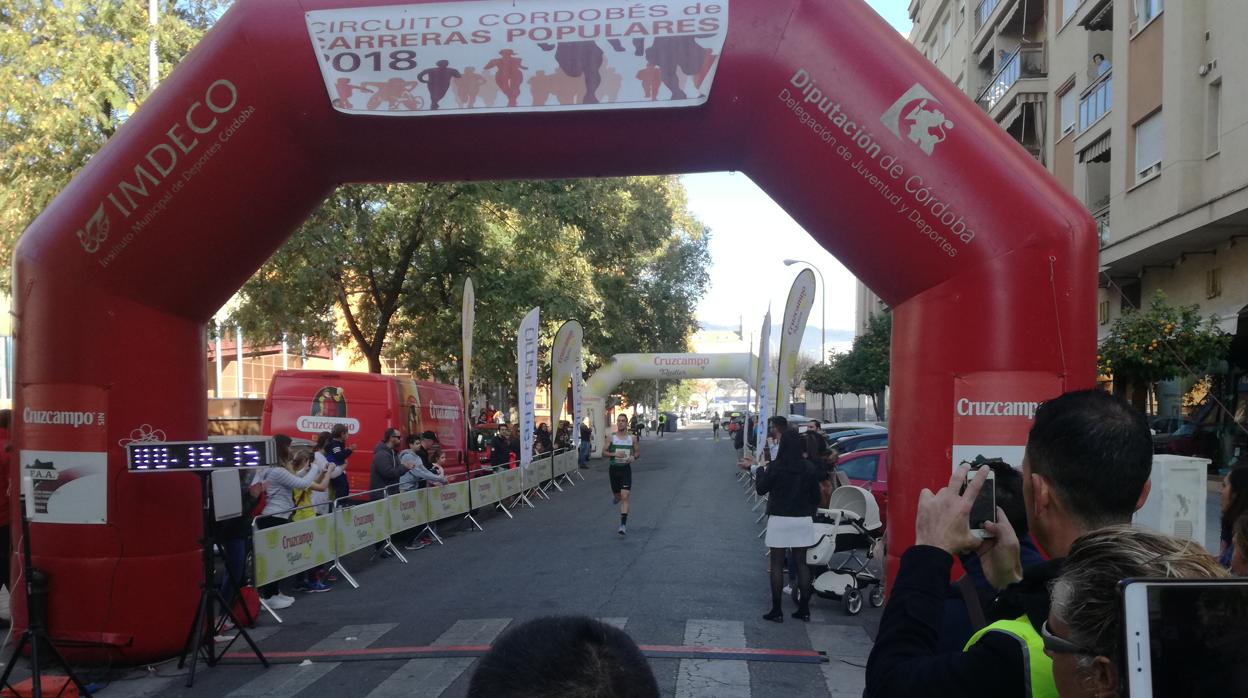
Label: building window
xmin=1059 ymin=86 xmax=1077 ymax=136
xmin=1134 ymin=110 xmax=1163 ymax=181
xmin=1206 ymin=268 xmax=1222 ymax=299
xmin=1134 ymin=0 xmax=1162 ymax=25
xmin=1207 ymin=80 xmax=1222 ymax=156
xmin=1098 ymin=300 xmax=1110 ymax=325
xmin=1063 ymin=0 xmax=1081 ymax=24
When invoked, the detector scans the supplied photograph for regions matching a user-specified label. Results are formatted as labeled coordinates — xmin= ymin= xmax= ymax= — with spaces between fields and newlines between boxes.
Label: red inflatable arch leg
xmin=12 ymin=0 xmax=1094 ymax=660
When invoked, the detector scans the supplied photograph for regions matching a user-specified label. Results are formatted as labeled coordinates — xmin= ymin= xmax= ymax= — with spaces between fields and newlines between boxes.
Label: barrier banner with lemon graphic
xmin=389 ymin=488 xmax=431 ymax=533
xmin=254 ymin=514 xmax=335 ymax=587
xmin=335 ymin=498 xmax=391 ymax=556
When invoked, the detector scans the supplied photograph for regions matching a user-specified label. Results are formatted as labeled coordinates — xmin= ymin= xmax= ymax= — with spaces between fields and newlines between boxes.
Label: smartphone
xmin=964 ymin=468 xmax=996 ymax=539
xmin=1121 ymin=579 xmax=1248 ymax=697
xmin=798 ymin=425 xmax=809 ymax=434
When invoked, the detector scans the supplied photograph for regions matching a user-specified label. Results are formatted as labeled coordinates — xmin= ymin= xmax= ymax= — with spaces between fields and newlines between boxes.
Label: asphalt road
xmin=49 ymin=425 xmax=877 ymax=697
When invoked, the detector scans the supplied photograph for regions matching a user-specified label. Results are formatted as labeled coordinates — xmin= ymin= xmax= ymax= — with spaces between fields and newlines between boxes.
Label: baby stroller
xmin=806 ymin=485 xmax=885 ymax=615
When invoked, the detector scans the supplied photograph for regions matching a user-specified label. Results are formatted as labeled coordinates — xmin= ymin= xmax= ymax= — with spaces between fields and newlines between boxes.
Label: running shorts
xmin=609 ymin=465 xmax=632 ymax=493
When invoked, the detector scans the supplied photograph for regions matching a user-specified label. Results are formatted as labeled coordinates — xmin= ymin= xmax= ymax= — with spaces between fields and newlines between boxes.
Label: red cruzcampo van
xmin=261 ymin=370 xmax=475 ymax=492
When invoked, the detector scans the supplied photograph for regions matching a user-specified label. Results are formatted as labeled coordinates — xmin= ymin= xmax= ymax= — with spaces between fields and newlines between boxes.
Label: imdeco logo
xmin=76 ymin=204 xmax=110 ymax=253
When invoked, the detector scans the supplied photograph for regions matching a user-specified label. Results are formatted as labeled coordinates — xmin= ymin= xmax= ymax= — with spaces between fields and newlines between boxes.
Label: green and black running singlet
xmin=608 ymin=433 xmax=635 ymax=466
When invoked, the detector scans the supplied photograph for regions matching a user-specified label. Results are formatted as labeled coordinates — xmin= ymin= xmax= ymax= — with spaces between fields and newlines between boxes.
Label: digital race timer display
xmin=126 ymin=438 xmax=276 ymax=472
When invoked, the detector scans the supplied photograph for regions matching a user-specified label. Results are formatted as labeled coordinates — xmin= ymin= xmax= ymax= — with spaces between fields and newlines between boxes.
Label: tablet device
xmin=1121 ymin=578 xmax=1248 ymax=697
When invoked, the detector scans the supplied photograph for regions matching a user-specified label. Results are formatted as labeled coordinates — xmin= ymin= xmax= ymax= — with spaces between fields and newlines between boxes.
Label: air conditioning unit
xmin=1133 ymin=454 xmax=1210 ymax=550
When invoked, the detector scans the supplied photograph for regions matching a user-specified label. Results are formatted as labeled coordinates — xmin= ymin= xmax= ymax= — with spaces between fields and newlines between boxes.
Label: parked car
xmin=835 ymin=447 xmax=889 ymax=527
xmin=824 ymin=427 xmax=886 ymax=447
xmin=820 ymin=421 xmax=885 ymax=434
xmin=1149 ymin=415 xmax=1189 ymax=453
xmin=831 ymin=430 xmax=888 ymax=456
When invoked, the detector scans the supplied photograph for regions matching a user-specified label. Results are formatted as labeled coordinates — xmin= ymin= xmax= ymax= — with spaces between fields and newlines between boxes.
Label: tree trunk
xmin=366 ymin=350 xmax=383 ymax=374
xmin=831 ymin=394 xmax=839 ymax=421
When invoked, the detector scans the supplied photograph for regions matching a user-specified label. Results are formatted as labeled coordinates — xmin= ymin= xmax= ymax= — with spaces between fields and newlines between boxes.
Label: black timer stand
xmin=177 ymin=472 xmax=268 ymax=687
xmin=0 ymin=494 xmax=90 ymax=697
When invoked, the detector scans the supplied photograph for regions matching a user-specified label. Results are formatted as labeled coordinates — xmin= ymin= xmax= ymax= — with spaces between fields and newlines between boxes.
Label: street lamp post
xmin=783 ymin=259 xmax=826 ymax=420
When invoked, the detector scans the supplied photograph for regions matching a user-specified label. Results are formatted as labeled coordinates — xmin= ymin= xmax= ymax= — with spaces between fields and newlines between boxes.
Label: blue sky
xmin=689 ymin=1 xmax=911 ymax=351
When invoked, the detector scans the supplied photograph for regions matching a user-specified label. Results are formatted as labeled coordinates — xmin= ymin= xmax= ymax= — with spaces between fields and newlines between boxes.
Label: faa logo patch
xmin=880 ymin=84 xmax=954 ymax=157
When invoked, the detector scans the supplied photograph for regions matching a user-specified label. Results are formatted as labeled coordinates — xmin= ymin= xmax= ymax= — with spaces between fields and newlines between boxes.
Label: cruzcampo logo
xmin=311 ymin=386 xmax=347 ymax=418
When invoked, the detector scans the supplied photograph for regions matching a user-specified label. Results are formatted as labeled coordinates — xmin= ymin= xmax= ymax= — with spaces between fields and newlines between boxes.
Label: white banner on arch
xmin=305 ymin=0 xmax=729 ymax=117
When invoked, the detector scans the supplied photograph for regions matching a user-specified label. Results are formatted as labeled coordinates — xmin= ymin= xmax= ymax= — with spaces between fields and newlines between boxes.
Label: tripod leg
xmin=184 ymin=589 xmax=211 ymax=687
xmin=213 ymin=591 xmax=269 ymax=668
xmin=178 ymin=586 xmax=208 ymax=669
xmin=34 ymin=640 xmax=91 ymax=696
xmin=0 ymin=633 xmax=30 ymax=691
xmin=29 ymin=629 xmax=40 ymax=698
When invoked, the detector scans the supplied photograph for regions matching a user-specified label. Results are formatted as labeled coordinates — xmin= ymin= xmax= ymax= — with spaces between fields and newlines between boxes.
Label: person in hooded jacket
xmin=749 ymin=426 xmax=822 ymax=622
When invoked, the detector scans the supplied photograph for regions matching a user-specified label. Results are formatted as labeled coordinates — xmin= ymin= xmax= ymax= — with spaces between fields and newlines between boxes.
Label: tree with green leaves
xmin=1098 ymin=290 xmax=1230 ymax=413
xmin=0 ymin=0 xmax=231 ymax=294
xmin=839 ymin=313 xmax=891 ymax=420
xmin=230 ymin=177 xmax=710 ymax=405
xmin=803 ymin=351 xmax=848 ymax=420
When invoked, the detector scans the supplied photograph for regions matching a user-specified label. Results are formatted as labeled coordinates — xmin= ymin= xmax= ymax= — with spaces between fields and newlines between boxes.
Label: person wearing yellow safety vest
xmin=865 ymin=390 xmax=1154 ymax=698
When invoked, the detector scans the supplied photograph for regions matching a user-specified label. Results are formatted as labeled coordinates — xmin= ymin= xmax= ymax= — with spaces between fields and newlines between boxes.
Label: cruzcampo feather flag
xmin=776 ymin=268 xmax=816 ymax=415
xmin=551 ymin=320 xmax=583 ymax=441
xmin=517 ymin=307 xmax=540 ymax=469
xmin=756 ymin=309 xmax=771 ymax=460
xmin=462 ymin=277 xmax=475 ymax=434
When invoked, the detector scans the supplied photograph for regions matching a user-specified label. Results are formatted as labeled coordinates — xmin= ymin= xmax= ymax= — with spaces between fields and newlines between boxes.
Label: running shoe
xmin=274 ymin=592 xmax=295 ymax=604
xmin=292 ymin=581 xmax=310 ymax=593
xmin=265 ymin=595 xmax=294 ymax=610
xmin=618 ymin=525 xmax=627 ymax=536
xmin=306 ymin=580 xmax=331 ymax=593
xmin=405 ymin=539 xmax=431 ymax=551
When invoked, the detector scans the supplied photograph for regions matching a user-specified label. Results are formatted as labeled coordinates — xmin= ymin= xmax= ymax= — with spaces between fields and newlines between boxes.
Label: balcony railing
xmin=976 ymin=0 xmax=1002 ymax=30
xmin=976 ymin=45 xmax=1047 ymax=111
xmin=1079 ymin=71 xmax=1112 ymax=131
xmin=1093 ymin=205 xmax=1111 ymax=246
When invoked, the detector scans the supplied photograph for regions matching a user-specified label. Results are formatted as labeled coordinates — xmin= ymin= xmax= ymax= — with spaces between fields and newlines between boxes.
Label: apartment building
xmin=870 ymin=0 xmax=1248 ymax=426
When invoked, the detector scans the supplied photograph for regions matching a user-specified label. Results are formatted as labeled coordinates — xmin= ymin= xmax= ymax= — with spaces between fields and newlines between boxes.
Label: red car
xmin=835 ymin=447 xmax=889 ymax=527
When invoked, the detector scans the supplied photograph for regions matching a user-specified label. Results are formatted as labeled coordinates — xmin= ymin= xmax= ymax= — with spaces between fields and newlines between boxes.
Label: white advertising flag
xmin=462 ymin=276 xmax=475 ymax=434
xmin=550 ymin=320 xmax=583 ymax=428
xmin=755 ymin=309 xmax=771 ymax=460
xmin=776 ymin=269 xmax=816 ymax=415
xmin=305 ymin=0 xmax=730 ymax=118
xmin=571 ymin=345 xmax=585 ymax=447
xmin=517 ymin=307 xmax=541 ymax=469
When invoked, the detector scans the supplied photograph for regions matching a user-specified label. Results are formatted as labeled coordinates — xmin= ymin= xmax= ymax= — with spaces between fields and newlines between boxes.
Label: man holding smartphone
xmin=865 ymin=390 xmax=1154 ymax=698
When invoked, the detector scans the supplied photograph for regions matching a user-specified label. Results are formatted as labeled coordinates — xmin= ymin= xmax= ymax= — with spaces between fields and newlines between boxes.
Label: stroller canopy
xmin=826 ymin=485 xmax=883 ymax=532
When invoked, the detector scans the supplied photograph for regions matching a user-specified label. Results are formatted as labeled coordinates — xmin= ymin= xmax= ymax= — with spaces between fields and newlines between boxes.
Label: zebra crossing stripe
xmin=225 ymin=623 xmax=396 ymax=698
xmin=675 ymin=619 xmax=751 ymax=698
xmin=365 ymin=618 xmax=511 ymax=698
xmin=807 ymin=624 xmax=872 ymax=696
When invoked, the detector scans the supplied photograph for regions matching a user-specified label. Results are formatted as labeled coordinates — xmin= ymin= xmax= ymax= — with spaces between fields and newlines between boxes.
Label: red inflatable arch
xmin=13 ymin=0 xmax=1095 ymax=660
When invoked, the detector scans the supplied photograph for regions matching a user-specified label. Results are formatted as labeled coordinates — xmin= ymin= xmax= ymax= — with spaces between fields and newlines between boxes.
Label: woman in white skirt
xmin=751 ymin=427 xmax=821 ymax=622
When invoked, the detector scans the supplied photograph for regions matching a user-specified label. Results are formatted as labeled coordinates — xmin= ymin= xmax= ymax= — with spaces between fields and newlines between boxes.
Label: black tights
xmin=769 ymin=546 xmax=810 ymax=611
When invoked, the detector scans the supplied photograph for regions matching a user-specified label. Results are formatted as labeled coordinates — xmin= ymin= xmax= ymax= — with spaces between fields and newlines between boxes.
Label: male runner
xmin=605 ymin=413 xmax=638 ymax=536
xmin=711 ymin=413 xmax=721 ymax=440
